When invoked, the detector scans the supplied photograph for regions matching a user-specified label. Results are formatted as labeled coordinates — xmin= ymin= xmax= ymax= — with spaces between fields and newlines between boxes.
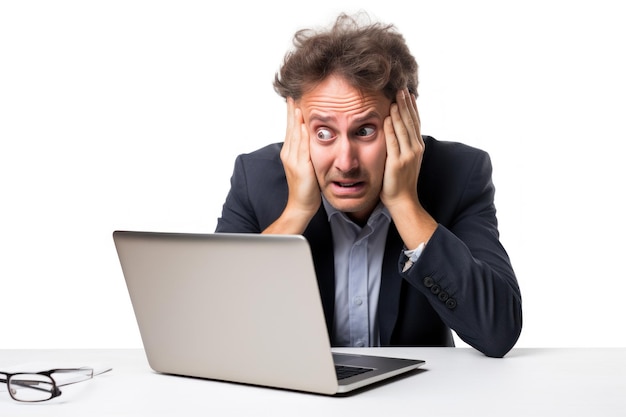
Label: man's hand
xmin=263 ymin=98 xmax=321 ymax=234
xmin=382 ymin=89 xmax=437 ymax=249
xmin=381 ymin=89 xmax=424 ymax=208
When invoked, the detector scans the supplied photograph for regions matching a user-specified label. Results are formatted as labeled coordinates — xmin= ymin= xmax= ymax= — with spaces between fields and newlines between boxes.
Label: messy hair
xmin=273 ymin=12 xmax=418 ymax=101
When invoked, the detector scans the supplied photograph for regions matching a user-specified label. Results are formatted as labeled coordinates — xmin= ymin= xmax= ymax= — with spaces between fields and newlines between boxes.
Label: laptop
xmin=113 ymin=230 xmax=424 ymax=395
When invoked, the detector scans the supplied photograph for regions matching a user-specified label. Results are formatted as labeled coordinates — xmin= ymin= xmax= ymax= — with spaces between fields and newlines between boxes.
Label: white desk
xmin=1 ymin=348 xmax=624 ymax=416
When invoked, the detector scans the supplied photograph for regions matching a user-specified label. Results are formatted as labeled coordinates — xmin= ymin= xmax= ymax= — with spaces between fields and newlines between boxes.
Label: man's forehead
xmin=301 ymin=95 xmax=383 ymax=114
xmin=298 ymin=76 xmax=389 ymax=116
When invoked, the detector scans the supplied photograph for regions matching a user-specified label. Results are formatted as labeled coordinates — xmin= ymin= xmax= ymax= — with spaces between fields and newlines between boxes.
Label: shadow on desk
xmin=152 ymin=367 xmax=429 ymax=398
xmin=334 ymin=368 xmax=428 ymax=397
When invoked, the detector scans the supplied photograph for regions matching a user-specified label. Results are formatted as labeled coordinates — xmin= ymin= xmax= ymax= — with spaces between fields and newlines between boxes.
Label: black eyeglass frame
xmin=0 ymin=367 xmax=110 ymax=402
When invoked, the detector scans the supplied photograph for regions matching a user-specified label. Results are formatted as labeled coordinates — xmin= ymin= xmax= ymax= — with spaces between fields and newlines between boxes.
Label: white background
xmin=1 ymin=0 xmax=624 ymax=349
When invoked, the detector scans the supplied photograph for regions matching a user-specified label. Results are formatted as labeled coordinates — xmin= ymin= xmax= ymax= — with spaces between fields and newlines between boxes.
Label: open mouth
xmin=331 ymin=181 xmax=366 ymax=195
xmin=335 ymin=182 xmax=361 ymax=187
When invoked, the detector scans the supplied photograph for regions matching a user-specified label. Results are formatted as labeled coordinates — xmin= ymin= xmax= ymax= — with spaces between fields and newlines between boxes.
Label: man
xmin=216 ymin=13 xmax=522 ymax=358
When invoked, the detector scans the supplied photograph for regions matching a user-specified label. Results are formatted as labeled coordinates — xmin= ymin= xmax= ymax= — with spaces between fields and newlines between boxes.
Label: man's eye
xmin=316 ymin=129 xmax=334 ymax=140
xmin=356 ymin=126 xmax=376 ymax=137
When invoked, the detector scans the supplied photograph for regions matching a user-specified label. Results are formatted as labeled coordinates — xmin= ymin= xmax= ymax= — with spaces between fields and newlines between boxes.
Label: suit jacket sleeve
xmin=215 ymin=143 xmax=288 ymax=233
xmin=402 ymin=145 xmax=522 ymax=358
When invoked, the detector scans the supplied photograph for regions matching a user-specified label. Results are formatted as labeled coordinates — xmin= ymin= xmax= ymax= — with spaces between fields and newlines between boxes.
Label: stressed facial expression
xmin=298 ymin=75 xmax=392 ymax=224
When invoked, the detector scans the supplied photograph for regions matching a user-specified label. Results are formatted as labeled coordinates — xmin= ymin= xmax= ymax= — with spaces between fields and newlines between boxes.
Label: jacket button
xmin=445 ymin=298 xmax=457 ymax=310
xmin=438 ymin=291 xmax=449 ymax=302
xmin=423 ymin=276 xmax=434 ymax=288
xmin=430 ymin=284 xmax=441 ymax=295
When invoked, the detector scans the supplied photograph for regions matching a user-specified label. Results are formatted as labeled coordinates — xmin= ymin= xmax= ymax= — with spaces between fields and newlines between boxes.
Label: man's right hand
xmin=263 ymin=98 xmax=321 ymax=234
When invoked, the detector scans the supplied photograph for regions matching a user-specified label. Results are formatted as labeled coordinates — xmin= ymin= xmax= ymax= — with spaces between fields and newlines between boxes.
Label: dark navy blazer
xmin=215 ymin=136 xmax=522 ymax=357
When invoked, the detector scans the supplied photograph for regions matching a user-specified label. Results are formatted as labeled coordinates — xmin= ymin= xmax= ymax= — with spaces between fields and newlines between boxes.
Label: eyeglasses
xmin=0 ymin=367 xmax=112 ymax=402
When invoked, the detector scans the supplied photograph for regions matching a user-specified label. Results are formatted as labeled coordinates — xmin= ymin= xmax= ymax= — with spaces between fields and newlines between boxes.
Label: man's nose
xmin=334 ymin=136 xmax=359 ymax=173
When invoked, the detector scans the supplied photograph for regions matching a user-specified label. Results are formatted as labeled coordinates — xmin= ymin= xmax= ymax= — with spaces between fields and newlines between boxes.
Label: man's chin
xmin=323 ymin=194 xmax=379 ymax=218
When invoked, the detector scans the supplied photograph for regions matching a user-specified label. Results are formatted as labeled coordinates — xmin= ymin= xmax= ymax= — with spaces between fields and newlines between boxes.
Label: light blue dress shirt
xmin=323 ymin=197 xmax=391 ymax=347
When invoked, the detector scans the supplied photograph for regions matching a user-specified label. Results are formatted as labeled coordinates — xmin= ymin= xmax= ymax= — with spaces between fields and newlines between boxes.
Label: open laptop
xmin=113 ymin=230 xmax=424 ymax=395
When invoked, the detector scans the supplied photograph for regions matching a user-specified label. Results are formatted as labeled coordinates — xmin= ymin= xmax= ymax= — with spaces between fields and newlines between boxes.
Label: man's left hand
xmin=382 ymin=89 xmax=437 ymax=250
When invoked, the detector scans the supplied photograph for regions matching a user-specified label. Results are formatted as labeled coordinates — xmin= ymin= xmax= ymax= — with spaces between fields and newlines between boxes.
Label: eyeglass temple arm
xmin=1 ymin=375 xmax=51 ymax=390
xmin=56 ymin=367 xmax=113 ymax=387
xmin=0 ymin=367 xmax=112 ymax=389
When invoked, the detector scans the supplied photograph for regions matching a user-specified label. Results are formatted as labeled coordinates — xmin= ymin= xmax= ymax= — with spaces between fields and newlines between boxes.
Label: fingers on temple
xmin=398 ymin=89 xmax=423 ymax=150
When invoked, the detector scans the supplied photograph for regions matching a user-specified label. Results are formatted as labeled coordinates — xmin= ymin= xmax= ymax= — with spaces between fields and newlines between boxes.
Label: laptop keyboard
xmin=335 ymin=365 xmax=374 ymax=380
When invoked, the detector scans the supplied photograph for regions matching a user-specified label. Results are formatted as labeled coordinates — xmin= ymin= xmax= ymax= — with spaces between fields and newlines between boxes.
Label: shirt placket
xmin=348 ymin=229 xmax=371 ymax=347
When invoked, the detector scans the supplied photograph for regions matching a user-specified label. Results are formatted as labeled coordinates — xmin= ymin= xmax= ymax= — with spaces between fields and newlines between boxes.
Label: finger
xmin=390 ymin=90 xmax=412 ymax=154
xmin=295 ymin=107 xmax=310 ymax=161
xmin=384 ymin=105 xmax=401 ymax=158
xmin=396 ymin=89 xmax=419 ymax=151
xmin=397 ymin=89 xmax=425 ymax=154
xmin=282 ymin=97 xmax=297 ymax=157
xmin=408 ymin=92 xmax=424 ymax=149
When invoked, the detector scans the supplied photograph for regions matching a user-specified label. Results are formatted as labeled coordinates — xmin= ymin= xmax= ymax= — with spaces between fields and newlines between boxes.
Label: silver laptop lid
xmin=113 ymin=231 xmax=340 ymax=394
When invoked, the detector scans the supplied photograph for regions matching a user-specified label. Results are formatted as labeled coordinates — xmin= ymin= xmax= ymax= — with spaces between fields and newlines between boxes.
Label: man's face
xmin=297 ymin=75 xmax=391 ymax=224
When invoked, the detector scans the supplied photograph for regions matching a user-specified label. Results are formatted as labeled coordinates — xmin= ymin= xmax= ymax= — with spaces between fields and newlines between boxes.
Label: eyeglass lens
xmin=9 ymin=374 xmax=56 ymax=402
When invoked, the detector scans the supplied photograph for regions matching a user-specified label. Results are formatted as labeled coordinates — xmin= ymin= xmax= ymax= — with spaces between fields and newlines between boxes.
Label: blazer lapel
xmin=378 ymin=225 xmax=404 ymax=345
xmin=303 ymin=207 xmax=335 ymax=335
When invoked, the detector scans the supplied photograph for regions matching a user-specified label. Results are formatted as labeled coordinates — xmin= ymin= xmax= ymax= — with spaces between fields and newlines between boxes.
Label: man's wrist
xmin=388 ymin=199 xmax=437 ymax=250
xmin=263 ymin=204 xmax=316 ymax=235
xmin=402 ymin=242 xmax=426 ymax=272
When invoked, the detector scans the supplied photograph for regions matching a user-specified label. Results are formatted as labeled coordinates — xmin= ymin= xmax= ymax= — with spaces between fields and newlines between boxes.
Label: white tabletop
xmin=1 ymin=347 xmax=624 ymax=416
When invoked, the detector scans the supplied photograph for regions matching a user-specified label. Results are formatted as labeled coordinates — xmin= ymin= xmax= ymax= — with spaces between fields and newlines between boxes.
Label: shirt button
xmin=353 ymin=297 xmax=363 ymax=306
xmin=355 ymin=340 xmax=365 ymax=347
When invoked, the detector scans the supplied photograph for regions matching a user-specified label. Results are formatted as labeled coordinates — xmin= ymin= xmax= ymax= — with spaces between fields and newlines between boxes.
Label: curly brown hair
xmin=273 ymin=12 xmax=418 ymax=101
